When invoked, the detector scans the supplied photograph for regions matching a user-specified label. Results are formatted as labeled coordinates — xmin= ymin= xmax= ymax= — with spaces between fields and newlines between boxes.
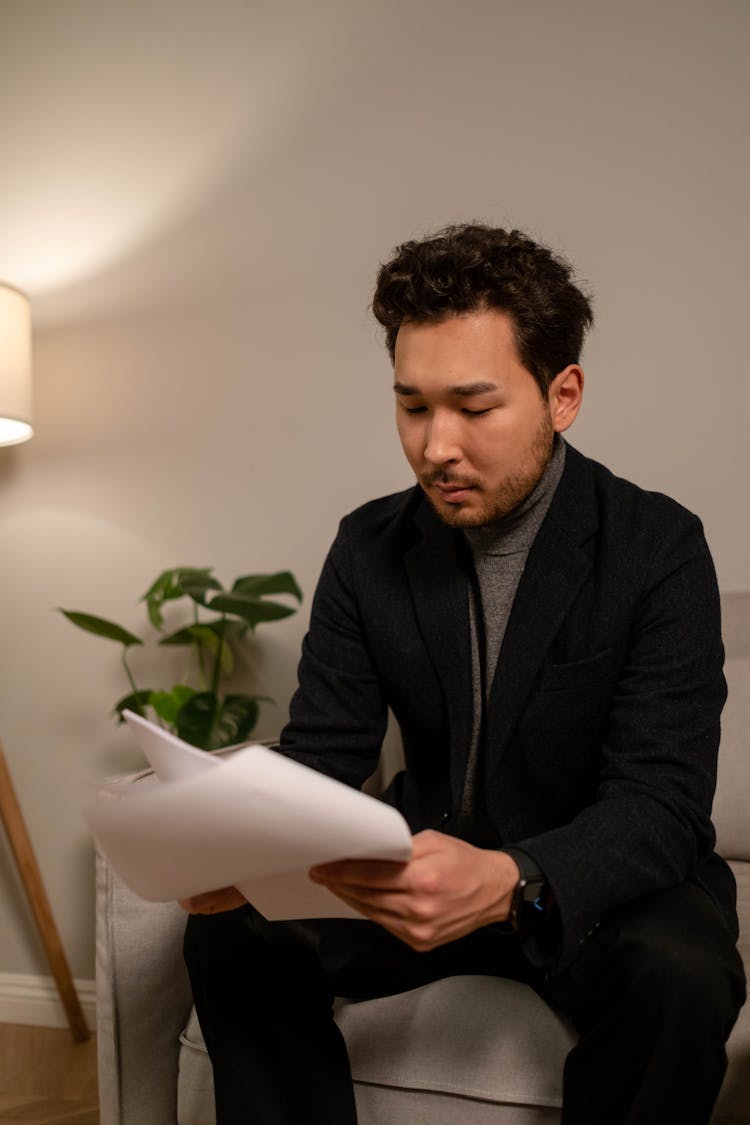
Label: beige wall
xmin=0 ymin=0 xmax=747 ymax=978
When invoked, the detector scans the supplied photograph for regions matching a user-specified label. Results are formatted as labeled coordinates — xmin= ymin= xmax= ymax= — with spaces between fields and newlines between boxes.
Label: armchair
xmin=96 ymin=594 xmax=750 ymax=1123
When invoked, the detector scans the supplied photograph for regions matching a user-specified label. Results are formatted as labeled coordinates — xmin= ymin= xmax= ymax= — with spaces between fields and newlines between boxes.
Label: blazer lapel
xmin=404 ymin=500 xmax=474 ymax=797
xmin=485 ymin=446 xmax=599 ymax=770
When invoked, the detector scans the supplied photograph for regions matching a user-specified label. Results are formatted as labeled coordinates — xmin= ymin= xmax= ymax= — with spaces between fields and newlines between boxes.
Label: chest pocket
xmin=512 ymin=648 xmax=616 ymax=794
xmin=534 ymin=647 xmax=614 ymax=694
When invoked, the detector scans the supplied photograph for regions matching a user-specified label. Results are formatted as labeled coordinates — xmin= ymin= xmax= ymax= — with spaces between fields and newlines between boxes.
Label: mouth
xmin=430 ymin=481 xmax=478 ymax=503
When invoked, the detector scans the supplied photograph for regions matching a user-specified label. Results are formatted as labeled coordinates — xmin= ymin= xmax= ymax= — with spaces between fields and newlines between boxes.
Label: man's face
xmin=394 ymin=309 xmax=578 ymax=528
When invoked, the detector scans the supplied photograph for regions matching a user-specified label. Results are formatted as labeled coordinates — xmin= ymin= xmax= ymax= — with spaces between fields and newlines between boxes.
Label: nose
xmin=423 ymin=411 xmax=463 ymax=466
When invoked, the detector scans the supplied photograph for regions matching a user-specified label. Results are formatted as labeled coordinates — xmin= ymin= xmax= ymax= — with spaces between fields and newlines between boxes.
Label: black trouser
xmin=184 ymin=881 xmax=745 ymax=1125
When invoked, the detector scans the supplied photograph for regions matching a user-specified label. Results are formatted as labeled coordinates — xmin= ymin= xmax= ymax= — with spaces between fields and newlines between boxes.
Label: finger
xmin=310 ymin=858 xmax=410 ymax=887
xmin=322 ymin=883 xmax=414 ymax=926
xmin=321 ymin=880 xmax=432 ymax=923
xmin=410 ymin=829 xmax=449 ymax=856
xmin=325 ymin=885 xmax=452 ymax=952
xmin=179 ymin=887 xmax=246 ymax=914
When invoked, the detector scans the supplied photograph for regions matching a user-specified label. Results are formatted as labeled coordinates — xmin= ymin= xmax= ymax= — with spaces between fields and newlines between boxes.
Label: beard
xmin=421 ymin=411 xmax=555 ymax=529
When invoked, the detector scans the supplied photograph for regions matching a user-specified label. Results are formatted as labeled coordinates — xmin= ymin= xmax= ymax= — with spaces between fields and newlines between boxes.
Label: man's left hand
xmin=309 ymin=829 xmax=519 ymax=951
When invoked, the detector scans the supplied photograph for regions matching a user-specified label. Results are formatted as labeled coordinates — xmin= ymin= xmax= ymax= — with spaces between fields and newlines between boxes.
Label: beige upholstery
xmin=96 ymin=594 xmax=750 ymax=1124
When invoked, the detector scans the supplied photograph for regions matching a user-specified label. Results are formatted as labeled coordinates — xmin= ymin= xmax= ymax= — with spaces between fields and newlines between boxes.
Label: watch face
xmin=509 ymin=877 xmax=545 ymax=932
xmin=520 ymin=875 xmax=546 ymax=903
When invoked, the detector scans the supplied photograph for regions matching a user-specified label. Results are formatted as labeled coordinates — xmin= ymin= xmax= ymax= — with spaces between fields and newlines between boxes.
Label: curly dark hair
xmin=372 ymin=223 xmax=593 ymax=394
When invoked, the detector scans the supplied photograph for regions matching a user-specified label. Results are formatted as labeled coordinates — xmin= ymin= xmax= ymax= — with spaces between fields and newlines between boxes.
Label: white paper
xmin=86 ymin=711 xmax=412 ymax=920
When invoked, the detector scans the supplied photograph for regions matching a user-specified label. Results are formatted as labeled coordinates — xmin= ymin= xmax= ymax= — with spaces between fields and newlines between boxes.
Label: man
xmin=183 ymin=224 xmax=745 ymax=1124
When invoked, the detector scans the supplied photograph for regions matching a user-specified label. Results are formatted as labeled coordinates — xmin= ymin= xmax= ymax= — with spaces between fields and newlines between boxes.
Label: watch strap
xmin=501 ymin=848 xmax=549 ymax=932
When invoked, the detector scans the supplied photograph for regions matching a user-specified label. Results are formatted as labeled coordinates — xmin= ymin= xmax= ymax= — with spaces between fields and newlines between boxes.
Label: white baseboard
xmin=0 ymin=971 xmax=96 ymax=1031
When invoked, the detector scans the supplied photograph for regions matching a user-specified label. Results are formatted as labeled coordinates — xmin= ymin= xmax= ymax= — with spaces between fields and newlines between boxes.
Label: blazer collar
xmin=484 ymin=444 xmax=598 ymax=762
xmin=403 ymin=444 xmax=599 ymax=787
xmin=404 ymin=499 xmax=474 ymax=796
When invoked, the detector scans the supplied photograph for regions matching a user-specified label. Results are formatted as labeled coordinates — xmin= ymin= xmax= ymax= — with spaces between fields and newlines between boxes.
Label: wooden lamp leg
xmin=0 ymin=738 xmax=90 ymax=1042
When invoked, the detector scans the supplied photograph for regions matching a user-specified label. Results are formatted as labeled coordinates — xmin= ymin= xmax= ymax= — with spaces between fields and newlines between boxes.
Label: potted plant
xmin=59 ymin=566 xmax=302 ymax=750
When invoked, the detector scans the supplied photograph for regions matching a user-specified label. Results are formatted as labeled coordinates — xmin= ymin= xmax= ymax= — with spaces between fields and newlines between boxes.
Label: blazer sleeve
xmin=513 ymin=512 xmax=728 ymax=970
xmin=279 ymin=517 xmax=388 ymax=789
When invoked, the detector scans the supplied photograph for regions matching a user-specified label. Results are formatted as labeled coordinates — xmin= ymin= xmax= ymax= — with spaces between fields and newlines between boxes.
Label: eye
xmin=401 ymin=404 xmax=427 ymax=415
xmin=461 ymin=407 xmax=493 ymax=417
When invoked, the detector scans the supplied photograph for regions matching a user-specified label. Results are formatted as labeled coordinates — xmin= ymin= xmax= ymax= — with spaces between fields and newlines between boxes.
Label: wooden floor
xmin=0 ymin=1024 xmax=98 ymax=1124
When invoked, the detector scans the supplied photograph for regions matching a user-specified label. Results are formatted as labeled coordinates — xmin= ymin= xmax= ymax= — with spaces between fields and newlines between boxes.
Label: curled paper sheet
xmin=86 ymin=711 xmax=412 ymax=920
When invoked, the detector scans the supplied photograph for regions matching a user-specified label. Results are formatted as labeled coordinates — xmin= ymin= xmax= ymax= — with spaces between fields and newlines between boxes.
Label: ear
xmin=548 ymin=365 xmax=584 ymax=433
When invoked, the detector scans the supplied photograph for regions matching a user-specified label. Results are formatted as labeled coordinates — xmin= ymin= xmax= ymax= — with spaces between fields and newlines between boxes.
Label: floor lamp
xmin=0 ymin=282 xmax=90 ymax=1042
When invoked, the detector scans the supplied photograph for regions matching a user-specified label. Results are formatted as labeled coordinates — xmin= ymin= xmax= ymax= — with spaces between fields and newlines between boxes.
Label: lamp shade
xmin=0 ymin=283 xmax=33 ymax=446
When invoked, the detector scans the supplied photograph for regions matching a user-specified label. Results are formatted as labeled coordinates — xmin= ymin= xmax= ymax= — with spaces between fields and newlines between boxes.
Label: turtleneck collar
xmin=463 ymin=435 xmax=566 ymax=558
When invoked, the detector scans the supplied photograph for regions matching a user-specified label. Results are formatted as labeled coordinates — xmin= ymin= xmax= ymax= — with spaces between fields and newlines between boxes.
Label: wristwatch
xmin=506 ymin=851 xmax=548 ymax=932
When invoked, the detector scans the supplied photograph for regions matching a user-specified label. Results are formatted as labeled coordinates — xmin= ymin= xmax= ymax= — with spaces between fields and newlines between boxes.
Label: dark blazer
xmin=280 ymin=444 xmax=737 ymax=968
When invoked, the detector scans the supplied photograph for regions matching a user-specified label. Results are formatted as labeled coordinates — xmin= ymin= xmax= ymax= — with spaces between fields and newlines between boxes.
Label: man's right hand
xmin=179 ymin=886 xmax=247 ymax=914
xmin=310 ymin=829 xmax=519 ymax=951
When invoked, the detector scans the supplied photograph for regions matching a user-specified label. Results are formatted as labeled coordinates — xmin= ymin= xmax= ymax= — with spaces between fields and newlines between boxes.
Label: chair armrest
xmin=95 ymin=741 xmax=281 ymax=1124
xmin=95 ymin=771 xmax=195 ymax=1125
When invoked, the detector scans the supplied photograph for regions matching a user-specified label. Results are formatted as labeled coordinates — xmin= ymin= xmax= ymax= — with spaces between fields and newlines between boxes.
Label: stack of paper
xmin=86 ymin=712 xmax=413 ymax=920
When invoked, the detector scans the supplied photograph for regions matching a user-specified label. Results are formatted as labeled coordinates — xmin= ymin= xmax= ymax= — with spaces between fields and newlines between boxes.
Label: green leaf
xmin=158 ymin=622 xmax=235 ymax=675
xmin=59 ymin=610 xmax=143 ymax=647
xmin=155 ymin=626 xmax=197 ymax=647
xmin=189 ymin=625 xmax=234 ymax=676
xmin=113 ymin=689 xmax=154 ymax=720
xmin=149 ymin=685 xmax=196 ymax=725
xmin=179 ymin=573 xmax=224 ymax=605
xmin=158 ymin=619 xmax=245 ymax=646
xmin=207 ymin=593 xmax=298 ymax=630
xmin=175 ymin=691 xmax=263 ymax=750
xmin=141 ymin=568 xmax=222 ymax=628
xmin=232 ymin=571 xmax=302 ymax=603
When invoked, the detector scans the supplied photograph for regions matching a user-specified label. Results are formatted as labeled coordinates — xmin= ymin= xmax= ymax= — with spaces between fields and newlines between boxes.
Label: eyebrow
xmin=393 ymin=381 xmax=498 ymax=396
